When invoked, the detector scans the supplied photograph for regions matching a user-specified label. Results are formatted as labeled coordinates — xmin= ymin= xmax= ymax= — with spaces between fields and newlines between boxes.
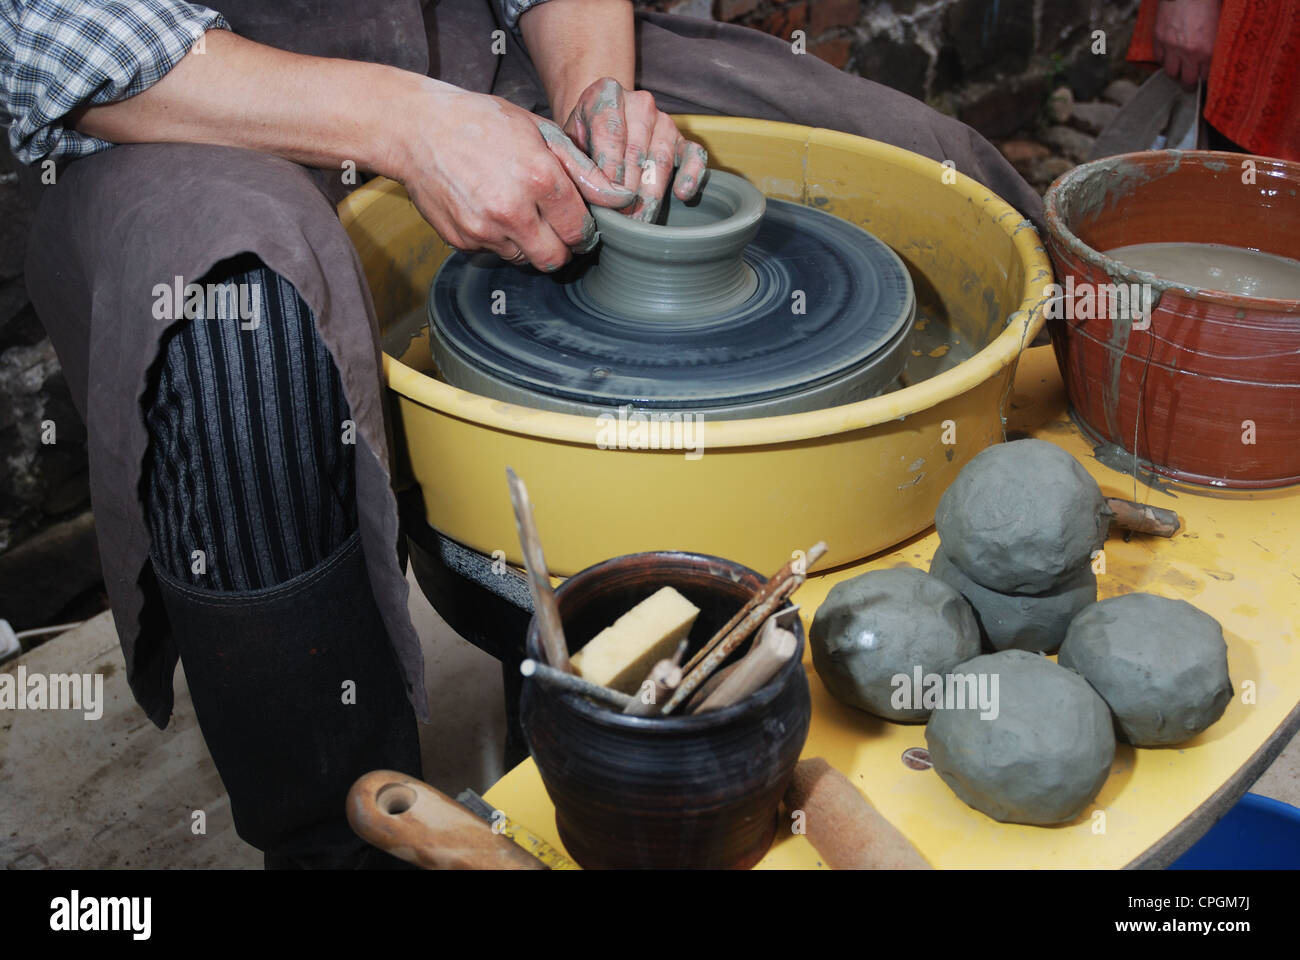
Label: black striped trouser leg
xmin=140 ymin=256 xmax=420 ymax=867
xmin=142 ymin=255 xmax=357 ymax=590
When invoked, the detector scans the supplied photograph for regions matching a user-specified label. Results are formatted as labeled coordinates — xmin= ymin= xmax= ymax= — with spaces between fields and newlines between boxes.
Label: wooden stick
xmin=520 ymin=659 xmax=634 ymax=711
xmin=622 ymin=658 xmax=683 ymax=716
xmin=669 ymin=637 xmax=689 ymax=667
xmin=1104 ymin=497 xmax=1180 ymax=538
xmin=684 ymin=607 xmax=801 ymax=712
xmin=664 ymin=581 xmax=797 ymax=714
xmin=685 ymin=662 xmax=739 ymax=710
xmin=664 ymin=547 xmax=823 ymax=715
xmin=691 ymin=617 xmax=798 ymax=713
xmin=783 ymin=758 xmax=930 ymax=870
xmin=506 ymin=468 xmax=571 ymax=672
xmin=620 ymin=637 xmax=690 ymax=716
xmin=681 ymin=542 xmax=826 ymax=676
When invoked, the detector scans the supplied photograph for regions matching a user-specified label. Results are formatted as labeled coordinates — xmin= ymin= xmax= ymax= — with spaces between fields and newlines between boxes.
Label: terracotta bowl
xmin=520 ymin=551 xmax=811 ymax=869
xmin=1044 ymin=150 xmax=1300 ymax=488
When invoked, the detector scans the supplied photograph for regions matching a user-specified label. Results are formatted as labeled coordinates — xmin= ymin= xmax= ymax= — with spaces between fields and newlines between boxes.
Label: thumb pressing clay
xmin=1058 ymin=592 xmax=1232 ymax=746
xmin=925 ymin=649 xmax=1115 ymax=825
xmin=935 ymin=439 xmax=1107 ymax=595
xmin=810 ymin=567 xmax=981 ymax=722
xmin=929 ymin=543 xmax=1096 ymax=654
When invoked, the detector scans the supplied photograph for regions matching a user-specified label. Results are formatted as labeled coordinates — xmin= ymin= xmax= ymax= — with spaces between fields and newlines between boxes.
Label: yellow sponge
xmin=571 ymin=587 xmax=700 ymax=694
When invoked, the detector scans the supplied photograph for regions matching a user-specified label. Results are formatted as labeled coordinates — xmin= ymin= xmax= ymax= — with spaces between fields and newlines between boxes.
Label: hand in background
xmin=559 ymin=77 xmax=710 ymax=222
xmin=1153 ymin=0 xmax=1222 ymax=88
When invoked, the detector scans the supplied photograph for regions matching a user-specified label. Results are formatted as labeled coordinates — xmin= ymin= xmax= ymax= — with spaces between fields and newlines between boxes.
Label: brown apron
xmin=23 ymin=0 xmax=1043 ymax=729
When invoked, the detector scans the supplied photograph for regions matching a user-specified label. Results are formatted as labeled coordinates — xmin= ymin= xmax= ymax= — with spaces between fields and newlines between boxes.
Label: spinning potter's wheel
xmin=429 ymin=171 xmax=916 ymax=419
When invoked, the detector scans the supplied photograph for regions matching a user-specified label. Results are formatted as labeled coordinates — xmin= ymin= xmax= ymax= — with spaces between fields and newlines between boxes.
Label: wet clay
xmin=810 ymin=567 xmax=981 ymax=723
xmin=925 ymin=649 xmax=1115 ymax=826
xmin=584 ymin=169 xmax=764 ymax=321
xmin=1106 ymin=242 xmax=1300 ymax=301
xmin=935 ymin=439 xmax=1107 ymax=595
xmin=929 ymin=544 xmax=1096 ymax=654
xmin=1058 ymin=593 xmax=1232 ymax=747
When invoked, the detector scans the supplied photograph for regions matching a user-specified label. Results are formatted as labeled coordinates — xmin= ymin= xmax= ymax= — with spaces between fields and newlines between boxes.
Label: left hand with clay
xmin=558 ymin=77 xmax=710 ymax=223
xmin=518 ymin=0 xmax=708 ymax=223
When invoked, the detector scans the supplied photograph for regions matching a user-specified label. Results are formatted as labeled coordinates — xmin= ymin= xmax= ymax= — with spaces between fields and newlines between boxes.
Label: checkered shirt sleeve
xmin=1 ymin=0 xmax=229 ymax=165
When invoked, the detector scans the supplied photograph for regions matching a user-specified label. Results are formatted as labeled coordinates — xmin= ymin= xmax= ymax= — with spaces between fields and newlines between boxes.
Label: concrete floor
xmin=0 ymin=567 xmax=507 ymax=869
xmin=2 ymin=569 xmax=1298 ymax=869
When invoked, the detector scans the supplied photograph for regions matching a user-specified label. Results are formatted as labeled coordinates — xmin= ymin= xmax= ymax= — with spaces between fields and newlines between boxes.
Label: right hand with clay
xmin=1153 ymin=0 xmax=1222 ymax=88
xmin=392 ymin=80 xmax=638 ymax=271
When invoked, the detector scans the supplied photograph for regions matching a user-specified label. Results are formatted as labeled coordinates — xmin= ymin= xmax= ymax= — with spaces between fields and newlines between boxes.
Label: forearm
xmin=519 ymin=0 xmax=635 ymax=122
xmin=70 ymin=28 xmax=431 ymax=180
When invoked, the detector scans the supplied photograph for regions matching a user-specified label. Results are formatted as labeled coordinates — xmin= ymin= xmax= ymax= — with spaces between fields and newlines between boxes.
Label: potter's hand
xmin=396 ymin=84 xmax=637 ymax=270
xmin=560 ymin=78 xmax=709 ymax=223
xmin=1153 ymin=0 xmax=1221 ymax=88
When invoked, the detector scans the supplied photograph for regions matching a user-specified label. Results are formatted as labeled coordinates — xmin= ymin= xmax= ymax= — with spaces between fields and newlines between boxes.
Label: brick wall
xmin=638 ymin=0 xmax=1144 ymax=139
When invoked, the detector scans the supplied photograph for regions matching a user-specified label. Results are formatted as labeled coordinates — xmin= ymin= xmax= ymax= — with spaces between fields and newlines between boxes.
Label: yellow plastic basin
xmin=338 ymin=117 xmax=1051 ymax=574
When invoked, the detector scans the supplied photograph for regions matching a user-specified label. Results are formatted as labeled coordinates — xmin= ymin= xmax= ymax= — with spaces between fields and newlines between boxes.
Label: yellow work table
xmin=483 ymin=343 xmax=1300 ymax=869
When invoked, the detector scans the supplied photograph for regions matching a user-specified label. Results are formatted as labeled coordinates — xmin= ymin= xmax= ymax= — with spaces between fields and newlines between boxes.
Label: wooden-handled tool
xmin=686 ymin=661 xmax=739 ymax=708
xmin=664 ymin=543 xmax=826 ymax=715
xmin=347 ymin=770 xmax=547 ymax=870
xmin=783 ymin=758 xmax=930 ymax=870
xmin=680 ymin=545 xmax=823 ymax=676
xmin=685 ymin=608 xmax=798 ymax=711
xmin=691 ymin=614 xmax=798 ymax=713
xmin=1104 ymin=497 xmax=1180 ymax=538
xmin=506 ymin=467 xmax=572 ymax=672
xmin=622 ymin=659 xmax=684 ymax=715
xmin=622 ymin=637 xmax=688 ymax=715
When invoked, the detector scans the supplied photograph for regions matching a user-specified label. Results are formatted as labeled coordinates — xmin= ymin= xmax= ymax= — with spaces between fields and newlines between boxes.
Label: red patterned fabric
xmin=1129 ymin=0 xmax=1300 ymax=160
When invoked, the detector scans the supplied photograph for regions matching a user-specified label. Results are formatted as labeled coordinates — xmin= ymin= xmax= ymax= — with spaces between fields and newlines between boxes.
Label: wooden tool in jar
xmin=662 ymin=541 xmax=826 ymax=715
xmin=691 ymin=606 xmax=800 ymax=713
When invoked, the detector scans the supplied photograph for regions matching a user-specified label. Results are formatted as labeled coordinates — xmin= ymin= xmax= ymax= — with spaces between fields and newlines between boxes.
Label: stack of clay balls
xmin=810 ymin=439 xmax=1234 ymax=827
xmin=931 ymin=438 xmax=1104 ymax=654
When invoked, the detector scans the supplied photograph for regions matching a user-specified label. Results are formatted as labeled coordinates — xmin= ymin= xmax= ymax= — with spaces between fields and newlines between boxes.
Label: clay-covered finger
xmin=581 ymin=78 xmax=628 ymax=185
xmin=673 ymin=140 xmax=708 ymax=200
xmin=509 ymin=213 xmax=572 ymax=273
xmin=534 ymin=169 xmax=599 ymax=255
xmin=621 ymin=101 xmax=655 ymax=194
xmin=535 ymin=118 xmax=637 ymax=209
xmin=630 ymin=113 xmax=677 ymax=223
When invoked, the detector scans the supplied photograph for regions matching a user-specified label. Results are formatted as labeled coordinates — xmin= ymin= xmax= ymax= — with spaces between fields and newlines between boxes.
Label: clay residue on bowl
xmin=1043 ymin=149 xmax=1300 ymax=488
xmin=1048 ymin=150 xmax=1300 ymax=309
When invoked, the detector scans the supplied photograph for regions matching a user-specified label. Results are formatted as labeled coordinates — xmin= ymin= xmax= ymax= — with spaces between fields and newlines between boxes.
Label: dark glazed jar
xmin=521 ymin=551 xmax=812 ymax=869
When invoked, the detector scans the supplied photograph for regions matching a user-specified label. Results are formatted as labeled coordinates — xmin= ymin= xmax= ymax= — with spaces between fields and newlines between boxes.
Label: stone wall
xmin=641 ymin=0 xmax=1143 ymax=139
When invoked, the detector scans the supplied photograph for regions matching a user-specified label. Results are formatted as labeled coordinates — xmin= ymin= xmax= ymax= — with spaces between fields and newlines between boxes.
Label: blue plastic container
xmin=1170 ymin=793 xmax=1300 ymax=869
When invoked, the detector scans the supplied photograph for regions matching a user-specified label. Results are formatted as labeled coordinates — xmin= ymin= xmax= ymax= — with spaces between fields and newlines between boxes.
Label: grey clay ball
xmin=925 ymin=649 xmax=1116 ymax=825
xmin=1058 ymin=593 xmax=1232 ymax=746
xmin=935 ymin=439 xmax=1107 ymax=595
xmin=810 ymin=567 xmax=981 ymax=722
